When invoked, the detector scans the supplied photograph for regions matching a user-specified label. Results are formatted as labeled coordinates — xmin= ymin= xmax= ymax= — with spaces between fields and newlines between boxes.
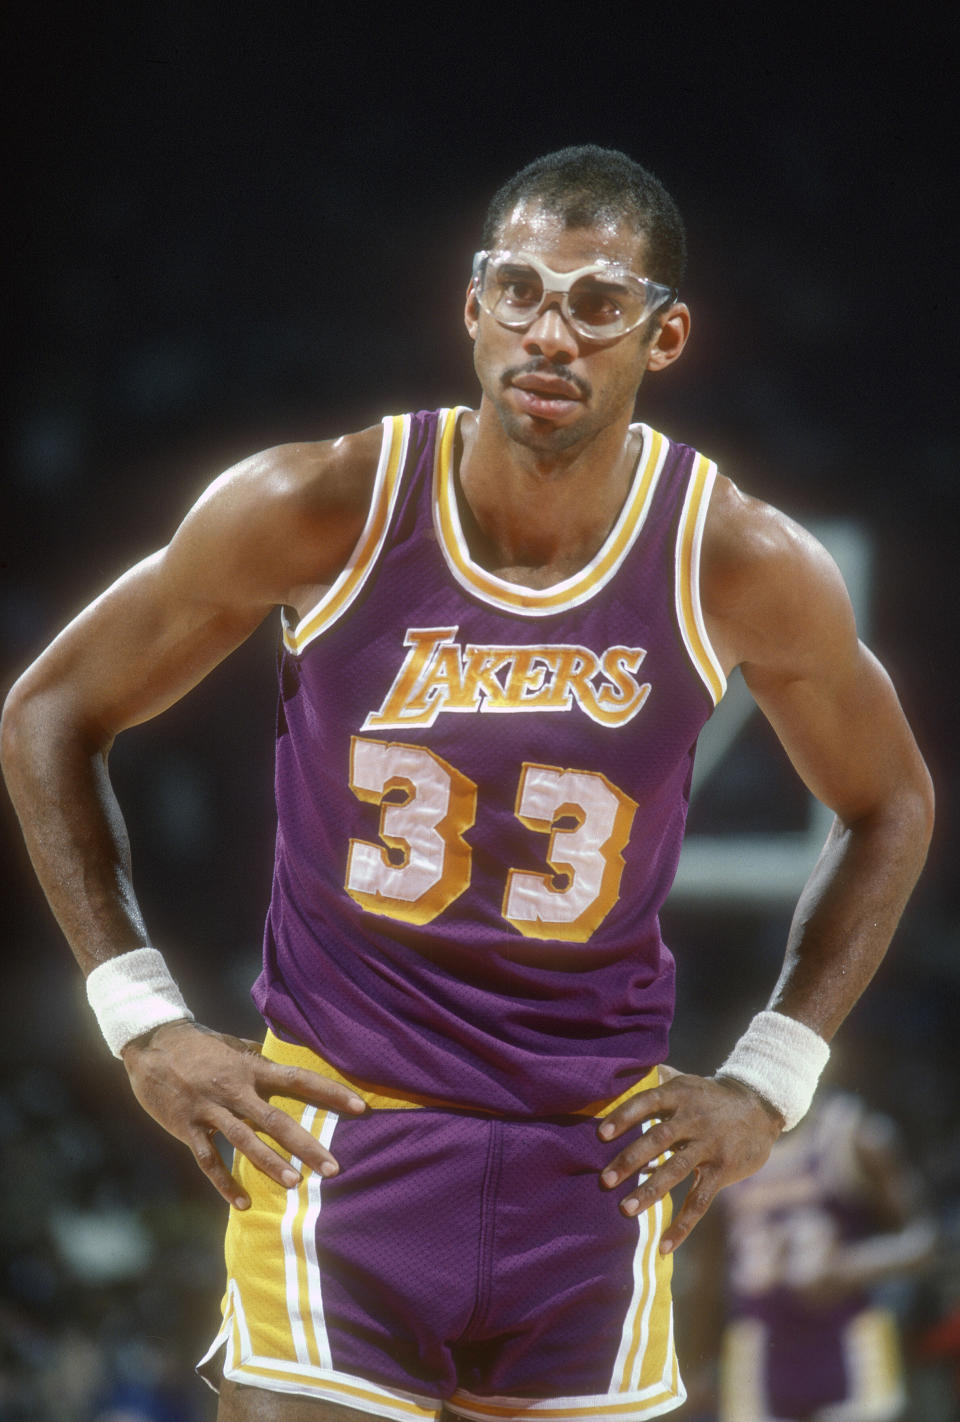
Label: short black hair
xmin=481 ymin=145 xmax=686 ymax=290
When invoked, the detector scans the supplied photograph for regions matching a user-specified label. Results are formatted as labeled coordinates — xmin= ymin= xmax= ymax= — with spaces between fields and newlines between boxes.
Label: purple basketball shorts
xmin=199 ymin=1033 xmax=684 ymax=1421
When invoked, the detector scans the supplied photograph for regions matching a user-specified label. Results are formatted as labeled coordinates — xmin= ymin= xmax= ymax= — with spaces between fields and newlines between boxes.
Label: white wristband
xmin=717 ymin=1010 xmax=830 ymax=1131
xmin=85 ymin=947 xmax=195 ymax=1058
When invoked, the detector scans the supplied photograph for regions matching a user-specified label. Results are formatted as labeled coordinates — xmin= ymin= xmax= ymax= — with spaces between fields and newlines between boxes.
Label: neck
xmin=456 ymin=403 xmax=642 ymax=577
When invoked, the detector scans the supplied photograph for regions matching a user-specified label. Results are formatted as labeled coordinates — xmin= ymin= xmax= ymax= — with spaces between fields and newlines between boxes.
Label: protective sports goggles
xmin=472 ymin=249 xmax=677 ymax=340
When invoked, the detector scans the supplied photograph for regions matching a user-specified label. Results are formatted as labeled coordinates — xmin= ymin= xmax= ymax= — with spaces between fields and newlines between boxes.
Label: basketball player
xmin=716 ymin=1090 xmax=934 ymax=1421
xmin=0 ymin=148 xmax=934 ymax=1421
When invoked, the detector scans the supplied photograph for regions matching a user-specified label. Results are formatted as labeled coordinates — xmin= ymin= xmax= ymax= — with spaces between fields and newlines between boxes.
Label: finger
xmin=245 ymin=1099 xmax=345 ymax=1180
xmin=255 ymin=1060 xmax=367 ymax=1116
xmin=600 ymin=1120 xmax=680 ymax=1185
xmin=188 ymin=1125 xmax=251 ymax=1211
xmin=657 ymin=1170 xmax=720 ymax=1254
xmin=216 ymin=1108 xmax=339 ymax=1189
xmin=612 ymin=1148 xmax=698 ymax=1219
xmin=598 ymin=1085 xmax=674 ymax=1141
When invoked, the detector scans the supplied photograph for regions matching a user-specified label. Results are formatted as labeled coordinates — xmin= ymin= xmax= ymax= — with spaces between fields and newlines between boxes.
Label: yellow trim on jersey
xmin=283 ymin=414 xmax=409 ymax=654
xmin=433 ymin=409 xmax=669 ymax=616
xmin=674 ymin=454 xmax=726 ymax=706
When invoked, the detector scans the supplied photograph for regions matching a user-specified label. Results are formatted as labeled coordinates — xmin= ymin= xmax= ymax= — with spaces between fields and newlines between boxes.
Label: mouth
xmin=508 ymin=370 xmax=586 ymax=420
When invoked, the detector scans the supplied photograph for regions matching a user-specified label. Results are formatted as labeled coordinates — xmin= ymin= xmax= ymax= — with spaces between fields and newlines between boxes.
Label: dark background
xmin=2 ymin=7 xmax=958 ymax=1419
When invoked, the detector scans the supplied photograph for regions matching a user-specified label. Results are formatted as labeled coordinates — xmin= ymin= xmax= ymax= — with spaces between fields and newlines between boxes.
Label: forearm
xmin=1 ymin=680 xmax=148 ymax=975
xmin=837 ymin=1220 xmax=936 ymax=1288
xmin=768 ymin=787 xmax=933 ymax=1039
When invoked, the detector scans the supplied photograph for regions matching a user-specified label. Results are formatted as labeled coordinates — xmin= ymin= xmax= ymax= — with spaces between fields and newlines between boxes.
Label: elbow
xmin=889 ymin=758 xmax=936 ymax=879
xmin=912 ymin=757 xmax=936 ymax=860
xmin=923 ymin=774 xmax=936 ymax=847
xmin=843 ymin=756 xmax=936 ymax=884
xmin=1 ymin=668 xmax=107 ymax=806
xmin=0 ymin=672 xmax=32 ymax=790
xmin=0 ymin=670 xmax=54 ymax=804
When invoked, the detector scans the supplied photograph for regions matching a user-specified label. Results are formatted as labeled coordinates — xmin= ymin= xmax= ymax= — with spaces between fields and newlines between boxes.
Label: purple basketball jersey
xmin=252 ymin=408 xmax=725 ymax=1116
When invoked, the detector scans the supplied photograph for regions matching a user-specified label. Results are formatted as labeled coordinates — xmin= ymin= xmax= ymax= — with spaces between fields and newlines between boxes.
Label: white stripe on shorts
xmin=281 ymin=1106 xmax=339 ymax=1370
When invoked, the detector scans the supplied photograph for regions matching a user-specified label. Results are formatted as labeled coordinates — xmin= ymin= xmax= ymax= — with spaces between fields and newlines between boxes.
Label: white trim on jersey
xmin=284 ymin=413 xmax=411 ymax=654
xmin=674 ymin=456 xmax=727 ymax=706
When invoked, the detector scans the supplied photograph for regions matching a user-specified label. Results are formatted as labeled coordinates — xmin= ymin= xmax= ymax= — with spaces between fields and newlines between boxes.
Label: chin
xmin=495 ymin=401 xmax=588 ymax=456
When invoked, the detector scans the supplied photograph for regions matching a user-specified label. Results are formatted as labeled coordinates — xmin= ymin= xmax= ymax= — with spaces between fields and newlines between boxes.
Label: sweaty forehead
xmin=494 ymin=201 xmax=647 ymax=274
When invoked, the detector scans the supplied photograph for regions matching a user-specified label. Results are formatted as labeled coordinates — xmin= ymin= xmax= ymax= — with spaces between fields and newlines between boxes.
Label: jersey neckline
xmin=432 ymin=406 xmax=669 ymax=617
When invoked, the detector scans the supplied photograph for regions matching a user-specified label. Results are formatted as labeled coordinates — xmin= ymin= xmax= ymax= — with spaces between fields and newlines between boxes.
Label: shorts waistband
xmin=261 ymin=1030 xmax=660 ymax=1119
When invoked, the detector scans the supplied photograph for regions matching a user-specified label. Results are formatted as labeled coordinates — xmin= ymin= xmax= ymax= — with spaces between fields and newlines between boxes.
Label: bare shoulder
xmin=203 ymin=423 xmax=383 ymax=516
xmin=700 ymin=476 xmax=932 ymax=832
xmin=701 ymin=474 xmax=856 ymax=678
xmin=168 ymin=423 xmax=385 ymax=612
xmin=187 ymin=423 xmax=384 ymax=553
xmin=0 ymin=423 xmax=388 ymax=740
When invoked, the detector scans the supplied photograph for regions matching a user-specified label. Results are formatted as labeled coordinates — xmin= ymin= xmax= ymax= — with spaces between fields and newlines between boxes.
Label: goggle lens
xmin=473 ymin=250 xmax=675 ymax=339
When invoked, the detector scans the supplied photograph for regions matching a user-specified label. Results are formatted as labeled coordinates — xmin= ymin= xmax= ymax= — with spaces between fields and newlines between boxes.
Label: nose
xmin=521 ymin=301 xmax=578 ymax=364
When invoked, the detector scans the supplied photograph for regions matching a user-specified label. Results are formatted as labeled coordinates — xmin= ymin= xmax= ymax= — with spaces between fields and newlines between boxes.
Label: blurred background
xmin=2 ymin=6 xmax=958 ymax=1419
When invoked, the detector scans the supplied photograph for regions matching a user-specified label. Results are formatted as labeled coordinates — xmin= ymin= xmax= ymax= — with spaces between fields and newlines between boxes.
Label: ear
xmin=645 ymin=302 xmax=691 ymax=372
xmin=464 ymin=280 xmax=481 ymax=341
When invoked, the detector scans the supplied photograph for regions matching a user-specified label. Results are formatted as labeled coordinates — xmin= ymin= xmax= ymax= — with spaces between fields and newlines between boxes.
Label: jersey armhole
xmin=675 ymin=456 xmax=727 ymax=706
xmin=282 ymin=414 xmax=411 ymax=654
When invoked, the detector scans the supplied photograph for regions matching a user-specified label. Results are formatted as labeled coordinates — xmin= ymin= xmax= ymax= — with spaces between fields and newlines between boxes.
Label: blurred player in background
xmin=716 ymin=1089 xmax=935 ymax=1422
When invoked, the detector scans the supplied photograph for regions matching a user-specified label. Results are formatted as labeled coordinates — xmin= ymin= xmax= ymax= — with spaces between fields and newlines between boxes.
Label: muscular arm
xmin=1 ymin=426 xmax=382 ymax=1202
xmin=599 ymin=477 xmax=934 ymax=1250
xmin=712 ymin=479 xmax=934 ymax=1033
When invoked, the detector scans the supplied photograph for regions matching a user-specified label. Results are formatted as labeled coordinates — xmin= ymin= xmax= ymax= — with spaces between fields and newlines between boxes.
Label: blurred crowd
xmin=0 ymin=1051 xmax=221 ymax=1420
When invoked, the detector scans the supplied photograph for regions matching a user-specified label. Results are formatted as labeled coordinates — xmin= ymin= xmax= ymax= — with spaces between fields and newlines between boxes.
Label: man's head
xmin=465 ymin=147 xmax=691 ymax=458
xmin=480 ymin=145 xmax=686 ymax=293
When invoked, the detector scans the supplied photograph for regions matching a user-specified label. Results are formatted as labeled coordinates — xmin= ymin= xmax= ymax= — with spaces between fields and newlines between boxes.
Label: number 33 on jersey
xmin=346 ymin=736 xmax=637 ymax=942
xmin=253 ymin=408 xmax=726 ymax=1116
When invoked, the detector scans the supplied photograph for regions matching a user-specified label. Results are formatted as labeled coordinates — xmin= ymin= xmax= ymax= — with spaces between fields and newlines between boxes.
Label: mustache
xmin=500 ymin=359 xmax=592 ymax=401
